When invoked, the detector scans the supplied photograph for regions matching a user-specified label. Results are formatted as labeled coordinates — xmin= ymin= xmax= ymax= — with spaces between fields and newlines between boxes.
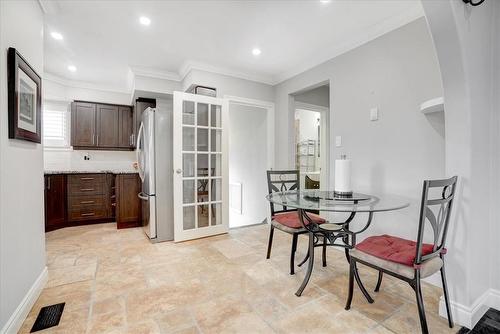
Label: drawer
xmin=68 ymin=207 xmax=107 ymax=221
xmin=68 ymin=174 xmax=105 ymax=195
xmin=68 ymin=195 xmax=105 ymax=209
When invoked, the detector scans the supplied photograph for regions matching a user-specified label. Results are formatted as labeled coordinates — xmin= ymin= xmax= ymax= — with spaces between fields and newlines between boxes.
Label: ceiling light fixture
xmin=139 ymin=16 xmax=151 ymax=26
xmin=67 ymin=65 xmax=77 ymax=72
xmin=51 ymin=31 xmax=63 ymax=40
xmin=320 ymin=0 xmax=331 ymax=3
xmin=252 ymin=48 xmax=261 ymax=56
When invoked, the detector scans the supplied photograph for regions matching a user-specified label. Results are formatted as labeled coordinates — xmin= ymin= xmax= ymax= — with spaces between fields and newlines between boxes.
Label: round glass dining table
xmin=266 ymin=190 xmax=410 ymax=297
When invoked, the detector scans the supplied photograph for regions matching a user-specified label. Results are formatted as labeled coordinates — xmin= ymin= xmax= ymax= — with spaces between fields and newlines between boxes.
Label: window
xmin=43 ymin=101 xmax=70 ymax=148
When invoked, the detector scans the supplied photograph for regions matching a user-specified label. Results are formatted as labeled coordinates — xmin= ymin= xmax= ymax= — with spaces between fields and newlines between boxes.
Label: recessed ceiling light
xmin=139 ymin=16 xmax=151 ymax=26
xmin=67 ymin=65 xmax=77 ymax=72
xmin=51 ymin=31 xmax=63 ymax=40
xmin=320 ymin=0 xmax=331 ymax=3
xmin=252 ymin=48 xmax=261 ymax=56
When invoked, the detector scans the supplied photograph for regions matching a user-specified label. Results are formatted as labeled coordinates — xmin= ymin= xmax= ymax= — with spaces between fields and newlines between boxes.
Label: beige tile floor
xmin=19 ymin=223 xmax=459 ymax=334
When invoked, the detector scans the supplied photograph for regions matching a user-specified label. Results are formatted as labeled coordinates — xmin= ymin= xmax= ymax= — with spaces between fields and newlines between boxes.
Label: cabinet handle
xmin=92 ymin=134 xmax=95 ymax=145
xmin=132 ymin=133 xmax=135 ymax=145
xmin=80 ymin=177 xmax=94 ymax=181
xmin=81 ymin=212 xmax=95 ymax=217
xmin=80 ymin=200 xmax=95 ymax=204
xmin=47 ymin=176 xmax=51 ymax=190
xmin=80 ymin=188 xmax=95 ymax=191
xmin=97 ymin=135 xmax=99 ymax=146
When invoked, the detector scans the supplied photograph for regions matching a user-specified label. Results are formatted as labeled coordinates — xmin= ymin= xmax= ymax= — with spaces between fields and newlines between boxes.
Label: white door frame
xmin=224 ymin=95 xmax=275 ymax=227
xmin=224 ymin=95 xmax=276 ymax=171
xmin=294 ymin=101 xmax=330 ymax=189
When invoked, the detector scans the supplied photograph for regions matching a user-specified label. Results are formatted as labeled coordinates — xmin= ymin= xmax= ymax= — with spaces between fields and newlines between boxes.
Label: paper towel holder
xmin=334 ymin=154 xmax=353 ymax=197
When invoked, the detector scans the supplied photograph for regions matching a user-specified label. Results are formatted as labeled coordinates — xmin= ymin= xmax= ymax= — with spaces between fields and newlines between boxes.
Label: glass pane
xmin=183 ymin=206 xmax=195 ymax=230
xmin=183 ymin=101 xmax=195 ymax=125
xmin=197 ymin=103 xmax=209 ymax=127
xmin=182 ymin=153 xmax=195 ymax=177
xmin=211 ymin=105 xmax=221 ymax=127
xmin=210 ymin=154 xmax=221 ymax=177
xmin=197 ymin=178 xmax=209 ymax=203
xmin=197 ymin=204 xmax=209 ymax=228
xmin=211 ymin=203 xmax=222 ymax=226
xmin=211 ymin=178 xmax=222 ymax=201
xmin=183 ymin=180 xmax=195 ymax=204
xmin=183 ymin=127 xmax=195 ymax=151
xmin=197 ymin=154 xmax=209 ymax=176
xmin=197 ymin=128 xmax=208 ymax=152
xmin=211 ymin=129 xmax=222 ymax=152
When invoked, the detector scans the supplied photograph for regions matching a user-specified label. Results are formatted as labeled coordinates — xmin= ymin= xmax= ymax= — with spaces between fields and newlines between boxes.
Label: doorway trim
xmin=294 ymin=101 xmax=330 ymax=189
xmin=224 ymin=95 xmax=275 ymax=170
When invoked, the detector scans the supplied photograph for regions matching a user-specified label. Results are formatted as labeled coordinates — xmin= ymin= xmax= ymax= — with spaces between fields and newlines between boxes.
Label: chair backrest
xmin=266 ymin=170 xmax=300 ymax=217
xmin=305 ymin=175 xmax=320 ymax=189
xmin=415 ymin=176 xmax=458 ymax=264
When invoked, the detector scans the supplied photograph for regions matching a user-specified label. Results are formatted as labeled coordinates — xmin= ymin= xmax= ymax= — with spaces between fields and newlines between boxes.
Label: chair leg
xmin=266 ymin=225 xmax=274 ymax=259
xmin=345 ymin=259 xmax=355 ymax=310
xmin=440 ymin=258 xmax=454 ymax=328
xmin=290 ymin=233 xmax=298 ymax=275
xmin=412 ymin=273 xmax=429 ymax=334
xmin=298 ymin=248 xmax=309 ymax=267
xmin=374 ymin=271 xmax=383 ymax=292
xmin=322 ymin=235 xmax=327 ymax=267
xmin=353 ymin=261 xmax=374 ymax=303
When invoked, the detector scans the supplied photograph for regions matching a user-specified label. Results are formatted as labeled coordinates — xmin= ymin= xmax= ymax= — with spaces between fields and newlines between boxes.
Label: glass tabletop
xmin=266 ymin=190 xmax=410 ymax=213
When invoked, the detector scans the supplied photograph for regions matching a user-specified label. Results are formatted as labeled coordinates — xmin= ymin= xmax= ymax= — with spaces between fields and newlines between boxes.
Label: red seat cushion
xmin=355 ymin=234 xmax=435 ymax=267
xmin=272 ymin=211 xmax=325 ymax=229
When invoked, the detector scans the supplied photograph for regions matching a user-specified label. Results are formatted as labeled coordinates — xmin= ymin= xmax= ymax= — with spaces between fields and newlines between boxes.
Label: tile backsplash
xmin=44 ymin=149 xmax=136 ymax=172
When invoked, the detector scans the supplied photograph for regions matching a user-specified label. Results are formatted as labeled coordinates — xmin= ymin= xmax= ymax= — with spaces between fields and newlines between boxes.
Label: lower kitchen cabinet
xmin=116 ymin=173 xmax=141 ymax=229
xmin=44 ymin=174 xmax=67 ymax=232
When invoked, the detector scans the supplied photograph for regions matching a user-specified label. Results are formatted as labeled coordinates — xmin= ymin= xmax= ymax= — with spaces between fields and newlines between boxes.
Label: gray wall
xmin=274 ymin=17 xmax=444 ymax=257
xmin=294 ymin=85 xmax=329 ymax=108
xmin=0 ymin=0 xmax=46 ymax=330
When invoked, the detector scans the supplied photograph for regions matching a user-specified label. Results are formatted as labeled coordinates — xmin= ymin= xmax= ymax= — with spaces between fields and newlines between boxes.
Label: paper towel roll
xmin=334 ymin=159 xmax=352 ymax=195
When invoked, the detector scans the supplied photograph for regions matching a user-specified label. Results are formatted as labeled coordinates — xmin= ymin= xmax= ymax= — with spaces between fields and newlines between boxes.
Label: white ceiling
xmin=42 ymin=0 xmax=424 ymax=91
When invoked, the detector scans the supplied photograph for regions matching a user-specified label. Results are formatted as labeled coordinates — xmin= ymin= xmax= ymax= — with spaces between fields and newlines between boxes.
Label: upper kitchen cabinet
xmin=96 ymin=104 xmax=120 ymax=148
xmin=71 ymin=101 xmax=134 ymax=150
xmin=118 ymin=106 xmax=134 ymax=148
xmin=71 ymin=102 xmax=97 ymax=147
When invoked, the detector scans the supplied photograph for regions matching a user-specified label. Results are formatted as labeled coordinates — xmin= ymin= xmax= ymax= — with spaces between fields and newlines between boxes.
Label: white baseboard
xmin=439 ymin=288 xmax=500 ymax=329
xmin=0 ymin=267 xmax=48 ymax=334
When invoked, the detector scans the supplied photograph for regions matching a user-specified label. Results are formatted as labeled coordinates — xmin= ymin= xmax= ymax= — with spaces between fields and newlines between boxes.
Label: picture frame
xmin=7 ymin=47 xmax=42 ymax=143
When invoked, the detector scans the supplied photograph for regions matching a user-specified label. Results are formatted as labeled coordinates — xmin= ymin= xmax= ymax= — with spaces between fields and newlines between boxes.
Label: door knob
xmin=176 ymin=169 xmax=182 ymax=174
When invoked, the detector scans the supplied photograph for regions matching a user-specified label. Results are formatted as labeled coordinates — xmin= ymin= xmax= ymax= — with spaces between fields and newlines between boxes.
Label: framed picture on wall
xmin=7 ymin=47 xmax=42 ymax=143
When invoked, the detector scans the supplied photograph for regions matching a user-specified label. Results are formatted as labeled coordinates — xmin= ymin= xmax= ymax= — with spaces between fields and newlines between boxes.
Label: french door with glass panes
xmin=173 ymin=92 xmax=228 ymax=242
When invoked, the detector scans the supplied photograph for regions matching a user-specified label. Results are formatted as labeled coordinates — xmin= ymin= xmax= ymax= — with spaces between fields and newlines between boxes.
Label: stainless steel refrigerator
xmin=136 ymin=101 xmax=174 ymax=242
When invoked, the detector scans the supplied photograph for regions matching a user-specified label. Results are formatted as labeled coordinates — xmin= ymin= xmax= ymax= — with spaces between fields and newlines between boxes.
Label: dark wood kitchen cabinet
xmin=96 ymin=104 xmax=120 ymax=148
xmin=116 ymin=174 xmax=141 ymax=229
xmin=118 ymin=106 xmax=134 ymax=148
xmin=71 ymin=102 xmax=96 ymax=147
xmin=71 ymin=101 xmax=134 ymax=150
xmin=44 ymin=174 xmax=67 ymax=232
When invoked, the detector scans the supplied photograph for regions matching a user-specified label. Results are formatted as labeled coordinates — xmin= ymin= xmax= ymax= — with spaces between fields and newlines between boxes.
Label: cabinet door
xmin=71 ymin=102 xmax=96 ymax=147
xmin=96 ymin=104 xmax=119 ymax=148
xmin=45 ymin=175 xmax=66 ymax=231
xmin=116 ymin=174 xmax=141 ymax=228
xmin=118 ymin=106 xmax=133 ymax=148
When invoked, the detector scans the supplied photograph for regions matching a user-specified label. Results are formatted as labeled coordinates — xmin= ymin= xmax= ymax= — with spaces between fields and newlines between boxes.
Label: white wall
xmin=229 ymin=104 xmax=269 ymax=227
xmin=423 ymin=0 xmax=500 ymax=327
xmin=294 ymin=85 xmax=330 ymax=108
xmin=0 ymin=0 xmax=46 ymax=331
xmin=275 ymin=17 xmax=444 ymax=244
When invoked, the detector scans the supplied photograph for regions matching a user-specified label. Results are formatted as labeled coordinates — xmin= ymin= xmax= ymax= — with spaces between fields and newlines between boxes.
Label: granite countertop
xmin=44 ymin=169 xmax=138 ymax=175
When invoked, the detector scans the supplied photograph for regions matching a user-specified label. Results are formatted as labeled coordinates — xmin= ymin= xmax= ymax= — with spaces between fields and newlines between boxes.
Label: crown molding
xmin=43 ymin=72 xmax=131 ymax=95
xmin=273 ymin=4 xmax=425 ymax=84
xmin=129 ymin=65 xmax=182 ymax=82
xmin=179 ymin=60 xmax=275 ymax=86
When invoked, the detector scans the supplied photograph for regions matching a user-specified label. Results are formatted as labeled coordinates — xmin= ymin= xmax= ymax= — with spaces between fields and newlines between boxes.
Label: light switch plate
xmin=370 ymin=107 xmax=379 ymax=121
xmin=335 ymin=136 xmax=342 ymax=147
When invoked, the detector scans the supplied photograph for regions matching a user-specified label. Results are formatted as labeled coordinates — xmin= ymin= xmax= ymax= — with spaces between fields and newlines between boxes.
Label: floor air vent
xmin=30 ymin=303 xmax=65 ymax=333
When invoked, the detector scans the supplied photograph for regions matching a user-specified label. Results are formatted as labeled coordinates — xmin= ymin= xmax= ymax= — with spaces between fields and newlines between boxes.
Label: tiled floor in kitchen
xmin=20 ymin=223 xmax=457 ymax=334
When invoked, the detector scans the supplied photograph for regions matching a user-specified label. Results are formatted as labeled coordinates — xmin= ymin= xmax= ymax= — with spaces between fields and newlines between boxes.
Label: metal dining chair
xmin=266 ymin=170 xmax=327 ymax=275
xmin=345 ymin=176 xmax=458 ymax=334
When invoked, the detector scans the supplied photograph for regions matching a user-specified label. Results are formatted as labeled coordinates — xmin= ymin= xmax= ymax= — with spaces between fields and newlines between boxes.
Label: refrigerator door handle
xmin=138 ymin=192 xmax=149 ymax=201
xmin=136 ymin=122 xmax=145 ymax=182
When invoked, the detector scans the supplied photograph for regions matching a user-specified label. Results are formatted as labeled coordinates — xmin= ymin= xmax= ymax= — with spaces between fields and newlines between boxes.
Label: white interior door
xmin=173 ymin=92 xmax=229 ymax=242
